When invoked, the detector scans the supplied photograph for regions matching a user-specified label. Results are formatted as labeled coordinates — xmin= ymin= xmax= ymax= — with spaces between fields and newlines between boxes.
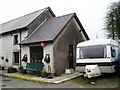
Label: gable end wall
xmin=53 ymin=18 xmax=86 ymax=72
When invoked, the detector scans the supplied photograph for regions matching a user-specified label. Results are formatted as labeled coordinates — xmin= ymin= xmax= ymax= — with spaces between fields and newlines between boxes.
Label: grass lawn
xmin=71 ymin=72 xmax=119 ymax=88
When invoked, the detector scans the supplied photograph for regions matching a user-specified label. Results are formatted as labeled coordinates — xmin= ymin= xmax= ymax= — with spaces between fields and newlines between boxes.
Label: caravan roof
xmin=77 ymin=39 xmax=119 ymax=47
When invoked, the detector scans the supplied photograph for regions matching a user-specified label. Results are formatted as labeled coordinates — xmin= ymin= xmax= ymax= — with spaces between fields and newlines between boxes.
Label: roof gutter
xmin=1 ymin=27 xmax=28 ymax=36
xmin=19 ymin=40 xmax=53 ymax=45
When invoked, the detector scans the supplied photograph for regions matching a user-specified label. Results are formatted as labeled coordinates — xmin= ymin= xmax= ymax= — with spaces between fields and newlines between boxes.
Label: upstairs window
xmin=13 ymin=35 xmax=18 ymax=45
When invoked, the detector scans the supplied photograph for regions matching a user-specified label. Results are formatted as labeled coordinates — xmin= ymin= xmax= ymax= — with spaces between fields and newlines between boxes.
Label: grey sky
xmin=0 ymin=0 xmax=119 ymax=39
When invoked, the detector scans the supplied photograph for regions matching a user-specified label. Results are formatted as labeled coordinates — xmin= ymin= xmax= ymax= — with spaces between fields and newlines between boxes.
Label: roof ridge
xmin=1 ymin=7 xmax=49 ymax=25
xmin=49 ymin=13 xmax=75 ymax=20
xmin=57 ymin=13 xmax=75 ymax=18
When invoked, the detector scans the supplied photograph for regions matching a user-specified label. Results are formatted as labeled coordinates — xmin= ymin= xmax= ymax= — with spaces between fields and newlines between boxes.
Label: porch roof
xmin=20 ymin=13 xmax=89 ymax=45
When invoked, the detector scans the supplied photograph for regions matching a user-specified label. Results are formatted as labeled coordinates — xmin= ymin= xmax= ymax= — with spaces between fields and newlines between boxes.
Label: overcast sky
xmin=0 ymin=0 xmax=119 ymax=39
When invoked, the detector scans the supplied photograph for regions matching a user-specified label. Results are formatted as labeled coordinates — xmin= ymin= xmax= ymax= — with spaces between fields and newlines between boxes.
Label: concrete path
xmin=0 ymin=70 xmax=83 ymax=84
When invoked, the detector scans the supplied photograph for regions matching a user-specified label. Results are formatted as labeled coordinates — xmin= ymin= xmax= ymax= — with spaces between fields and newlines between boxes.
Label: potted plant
xmin=18 ymin=66 xmax=23 ymax=73
xmin=55 ymin=71 xmax=61 ymax=76
xmin=54 ymin=68 xmax=62 ymax=76
xmin=41 ymin=71 xmax=48 ymax=78
xmin=7 ymin=67 xmax=17 ymax=73
xmin=47 ymin=65 xmax=53 ymax=79
xmin=2 ymin=67 xmax=5 ymax=70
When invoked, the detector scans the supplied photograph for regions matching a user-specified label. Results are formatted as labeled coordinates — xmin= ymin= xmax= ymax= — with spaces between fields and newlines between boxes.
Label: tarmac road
xmin=1 ymin=76 xmax=83 ymax=88
xmin=1 ymin=73 xmax=119 ymax=89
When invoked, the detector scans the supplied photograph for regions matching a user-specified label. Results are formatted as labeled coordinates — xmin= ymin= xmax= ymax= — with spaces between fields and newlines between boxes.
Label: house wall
xmin=1 ymin=34 xmax=14 ymax=68
xmin=0 ymin=35 xmax=2 ymax=65
xmin=28 ymin=10 xmax=54 ymax=35
xmin=21 ymin=46 xmax=30 ymax=62
xmin=42 ymin=44 xmax=54 ymax=73
xmin=53 ymin=18 xmax=86 ymax=72
xmin=0 ymin=30 xmax=28 ymax=68
xmin=20 ymin=43 xmax=54 ymax=73
xmin=0 ymin=10 xmax=54 ymax=68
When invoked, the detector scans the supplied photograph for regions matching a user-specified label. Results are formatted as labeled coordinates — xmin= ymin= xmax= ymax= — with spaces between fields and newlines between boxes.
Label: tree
xmin=105 ymin=1 xmax=120 ymax=39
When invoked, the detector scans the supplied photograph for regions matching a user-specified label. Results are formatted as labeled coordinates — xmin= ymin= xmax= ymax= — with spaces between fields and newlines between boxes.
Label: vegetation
xmin=105 ymin=1 xmax=120 ymax=39
xmin=18 ymin=66 xmax=23 ymax=70
xmin=18 ymin=66 xmax=24 ymax=73
xmin=7 ymin=67 xmax=17 ymax=73
xmin=54 ymin=68 xmax=62 ymax=76
xmin=41 ymin=71 xmax=48 ymax=78
xmin=72 ymin=73 xmax=118 ymax=88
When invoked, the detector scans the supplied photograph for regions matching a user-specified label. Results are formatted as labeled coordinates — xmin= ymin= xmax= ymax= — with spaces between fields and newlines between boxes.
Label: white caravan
xmin=76 ymin=39 xmax=119 ymax=73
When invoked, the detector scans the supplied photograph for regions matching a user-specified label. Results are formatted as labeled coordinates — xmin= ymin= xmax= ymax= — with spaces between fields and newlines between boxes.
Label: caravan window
xmin=79 ymin=46 xmax=105 ymax=59
xmin=111 ymin=47 xmax=116 ymax=57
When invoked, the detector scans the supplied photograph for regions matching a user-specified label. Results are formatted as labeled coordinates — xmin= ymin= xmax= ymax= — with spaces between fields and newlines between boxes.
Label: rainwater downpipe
xmin=19 ymin=31 xmax=22 ymax=66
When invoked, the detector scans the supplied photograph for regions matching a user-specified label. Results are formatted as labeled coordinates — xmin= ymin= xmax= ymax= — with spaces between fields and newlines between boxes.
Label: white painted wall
xmin=1 ymin=34 xmax=13 ymax=68
xmin=0 ymin=30 xmax=28 ymax=68
xmin=21 ymin=43 xmax=54 ymax=73
xmin=42 ymin=44 xmax=54 ymax=73
xmin=21 ymin=46 xmax=30 ymax=63
xmin=0 ymin=35 xmax=2 ymax=66
xmin=21 ymin=30 xmax=28 ymax=41
xmin=1 ymin=28 xmax=54 ymax=72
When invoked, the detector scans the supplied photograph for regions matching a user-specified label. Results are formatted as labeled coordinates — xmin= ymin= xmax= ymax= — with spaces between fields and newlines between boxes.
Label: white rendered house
xmin=0 ymin=7 xmax=89 ymax=73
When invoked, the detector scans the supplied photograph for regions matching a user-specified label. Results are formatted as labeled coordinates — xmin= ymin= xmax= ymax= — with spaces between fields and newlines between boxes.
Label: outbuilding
xmin=20 ymin=13 xmax=89 ymax=73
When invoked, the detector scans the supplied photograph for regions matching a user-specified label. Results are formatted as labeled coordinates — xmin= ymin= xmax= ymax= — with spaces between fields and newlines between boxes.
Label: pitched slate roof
xmin=0 ymin=7 xmax=55 ymax=34
xmin=20 ymin=13 xmax=89 ymax=45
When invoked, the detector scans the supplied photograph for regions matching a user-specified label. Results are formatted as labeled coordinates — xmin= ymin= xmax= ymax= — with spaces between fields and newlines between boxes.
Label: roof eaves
xmin=19 ymin=40 xmax=53 ymax=45
xmin=1 ymin=27 xmax=28 ymax=35
xmin=74 ymin=13 xmax=90 ymax=40
xmin=0 ymin=7 xmax=49 ymax=34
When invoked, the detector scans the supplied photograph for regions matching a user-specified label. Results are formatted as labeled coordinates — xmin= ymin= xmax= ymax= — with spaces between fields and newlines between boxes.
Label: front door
xmin=68 ymin=45 xmax=74 ymax=68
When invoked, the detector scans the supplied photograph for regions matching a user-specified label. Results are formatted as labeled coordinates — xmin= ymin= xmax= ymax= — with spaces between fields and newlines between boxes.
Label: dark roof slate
xmin=0 ymin=7 xmax=55 ymax=34
xmin=20 ymin=13 xmax=74 ymax=44
xmin=20 ymin=13 xmax=89 ymax=45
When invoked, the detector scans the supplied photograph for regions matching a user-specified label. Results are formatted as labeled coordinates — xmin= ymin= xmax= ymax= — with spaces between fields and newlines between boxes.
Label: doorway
xmin=30 ymin=46 xmax=43 ymax=63
xmin=68 ymin=45 xmax=74 ymax=68
xmin=13 ymin=52 xmax=19 ymax=64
